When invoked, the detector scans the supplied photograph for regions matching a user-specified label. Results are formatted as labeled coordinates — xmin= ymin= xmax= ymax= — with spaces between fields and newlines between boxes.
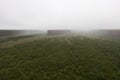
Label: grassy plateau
xmin=0 ymin=35 xmax=120 ymax=80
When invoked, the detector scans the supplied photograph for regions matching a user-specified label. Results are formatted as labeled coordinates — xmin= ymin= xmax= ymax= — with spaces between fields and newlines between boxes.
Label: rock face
xmin=47 ymin=30 xmax=71 ymax=35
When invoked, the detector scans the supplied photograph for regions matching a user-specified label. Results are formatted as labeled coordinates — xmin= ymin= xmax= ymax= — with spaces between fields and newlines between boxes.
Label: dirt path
xmin=0 ymin=35 xmax=74 ymax=48
xmin=0 ymin=35 xmax=46 ymax=48
xmin=64 ymin=38 xmax=72 ymax=45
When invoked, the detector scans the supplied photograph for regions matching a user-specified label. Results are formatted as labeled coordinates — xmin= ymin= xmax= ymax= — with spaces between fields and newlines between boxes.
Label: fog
xmin=0 ymin=0 xmax=120 ymax=30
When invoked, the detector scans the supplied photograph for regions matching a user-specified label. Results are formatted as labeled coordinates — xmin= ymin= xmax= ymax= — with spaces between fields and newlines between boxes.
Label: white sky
xmin=0 ymin=0 xmax=120 ymax=30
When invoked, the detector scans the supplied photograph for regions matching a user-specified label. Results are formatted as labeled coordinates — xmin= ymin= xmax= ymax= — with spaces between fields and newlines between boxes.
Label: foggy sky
xmin=0 ymin=0 xmax=120 ymax=30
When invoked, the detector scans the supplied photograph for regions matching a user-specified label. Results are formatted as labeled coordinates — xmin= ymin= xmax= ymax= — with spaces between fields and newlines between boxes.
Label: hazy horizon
xmin=0 ymin=0 xmax=120 ymax=30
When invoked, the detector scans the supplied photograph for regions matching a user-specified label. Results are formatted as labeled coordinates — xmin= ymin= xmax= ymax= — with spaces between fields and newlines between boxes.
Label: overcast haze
xmin=0 ymin=0 xmax=120 ymax=30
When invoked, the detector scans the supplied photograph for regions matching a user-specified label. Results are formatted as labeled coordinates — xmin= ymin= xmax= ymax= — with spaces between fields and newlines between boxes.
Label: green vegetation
xmin=0 ymin=36 xmax=120 ymax=80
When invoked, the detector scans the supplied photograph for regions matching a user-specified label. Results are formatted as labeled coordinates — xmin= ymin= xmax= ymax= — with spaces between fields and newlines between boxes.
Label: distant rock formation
xmin=0 ymin=30 xmax=43 ymax=37
xmin=0 ymin=30 xmax=21 ymax=37
xmin=47 ymin=30 xmax=71 ymax=35
xmin=92 ymin=30 xmax=120 ymax=40
xmin=94 ymin=30 xmax=120 ymax=36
